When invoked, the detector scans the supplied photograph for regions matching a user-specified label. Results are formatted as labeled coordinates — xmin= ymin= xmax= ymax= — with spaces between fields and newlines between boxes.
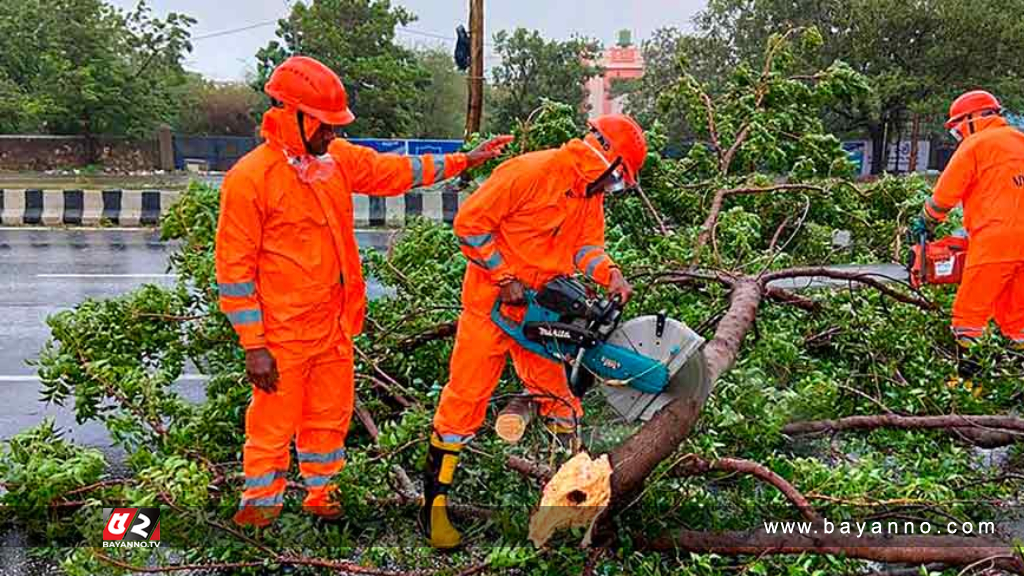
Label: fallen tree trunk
xmin=609 ymin=278 xmax=763 ymax=498
xmin=783 ymin=414 xmax=1024 ymax=436
xmin=645 ymin=529 xmax=1024 ymax=573
xmin=530 ymin=265 xmax=968 ymax=547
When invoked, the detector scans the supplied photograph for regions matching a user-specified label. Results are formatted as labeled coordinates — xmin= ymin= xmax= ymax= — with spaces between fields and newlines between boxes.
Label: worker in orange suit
xmin=914 ymin=90 xmax=1024 ymax=390
xmin=215 ymin=55 xmax=511 ymax=528
xmin=421 ymin=114 xmax=647 ymax=548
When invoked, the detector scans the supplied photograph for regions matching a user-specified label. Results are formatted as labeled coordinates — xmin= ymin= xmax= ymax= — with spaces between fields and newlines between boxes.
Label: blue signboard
xmin=407 ymin=139 xmax=464 ymax=155
xmin=349 ymin=138 xmax=407 ymax=154
xmin=348 ymin=138 xmax=464 ymax=155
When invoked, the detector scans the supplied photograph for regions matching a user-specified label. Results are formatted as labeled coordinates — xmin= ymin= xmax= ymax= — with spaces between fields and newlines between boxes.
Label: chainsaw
xmin=491 ymin=276 xmax=709 ymax=422
xmin=908 ymin=229 xmax=969 ymax=289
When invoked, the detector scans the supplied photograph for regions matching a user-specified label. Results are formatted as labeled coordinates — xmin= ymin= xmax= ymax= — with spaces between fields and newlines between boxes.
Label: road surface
xmin=0 ymin=228 xmax=390 ymax=453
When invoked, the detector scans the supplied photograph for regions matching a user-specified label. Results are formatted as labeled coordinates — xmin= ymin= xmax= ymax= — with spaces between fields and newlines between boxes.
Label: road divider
xmin=0 ymin=188 xmax=469 ymax=227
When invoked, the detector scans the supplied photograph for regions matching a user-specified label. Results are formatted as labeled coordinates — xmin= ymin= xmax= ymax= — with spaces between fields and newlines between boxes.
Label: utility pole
xmin=464 ymin=0 xmax=484 ymax=137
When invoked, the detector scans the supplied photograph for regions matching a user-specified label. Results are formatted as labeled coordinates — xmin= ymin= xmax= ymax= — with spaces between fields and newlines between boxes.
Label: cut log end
xmin=495 ymin=397 xmax=534 ymax=444
xmin=528 ymin=452 xmax=612 ymax=548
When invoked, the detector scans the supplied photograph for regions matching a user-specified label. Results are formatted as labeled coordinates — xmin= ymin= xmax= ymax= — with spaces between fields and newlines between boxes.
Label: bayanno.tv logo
xmin=101 ymin=508 xmax=161 ymax=548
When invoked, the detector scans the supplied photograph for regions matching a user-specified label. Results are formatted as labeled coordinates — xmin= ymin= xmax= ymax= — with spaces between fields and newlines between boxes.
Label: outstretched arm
xmin=334 ymin=135 xmax=512 ymax=197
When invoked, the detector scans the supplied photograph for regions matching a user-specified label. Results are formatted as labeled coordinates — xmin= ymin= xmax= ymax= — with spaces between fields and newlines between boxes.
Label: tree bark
xmin=646 ymin=529 xmax=1023 ymax=572
xmin=609 ymin=279 xmax=763 ymax=498
xmin=783 ymin=414 xmax=1024 ymax=448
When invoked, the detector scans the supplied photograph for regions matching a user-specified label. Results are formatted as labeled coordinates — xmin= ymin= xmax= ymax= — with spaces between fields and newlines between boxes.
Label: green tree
xmin=691 ymin=0 xmax=1024 ymax=173
xmin=254 ymin=0 xmax=429 ymax=138
xmin=409 ymin=47 xmax=467 ymax=139
xmin=175 ymin=77 xmax=261 ymax=136
xmin=488 ymin=28 xmax=600 ymax=132
xmin=0 ymin=0 xmax=194 ymax=137
xmin=623 ymin=27 xmax=734 ymax=152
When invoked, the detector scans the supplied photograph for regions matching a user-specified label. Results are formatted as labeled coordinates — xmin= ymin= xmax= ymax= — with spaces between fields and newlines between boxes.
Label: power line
xmin=395 ymin=27 xmax=454 ymax=41
xmin=189 ymin=20 xmax=498 ymax=54
xmin=191 ymin=20 xmax=278 ymax=41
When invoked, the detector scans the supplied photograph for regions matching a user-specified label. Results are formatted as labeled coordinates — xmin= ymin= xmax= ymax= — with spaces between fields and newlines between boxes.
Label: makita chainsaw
xmin=491 ymin=276 xmax=709 ymax=422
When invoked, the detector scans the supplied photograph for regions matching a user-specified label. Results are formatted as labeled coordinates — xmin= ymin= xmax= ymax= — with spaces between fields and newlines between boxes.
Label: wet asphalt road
xmin=0 ymin=228 xmax=391 ymax=453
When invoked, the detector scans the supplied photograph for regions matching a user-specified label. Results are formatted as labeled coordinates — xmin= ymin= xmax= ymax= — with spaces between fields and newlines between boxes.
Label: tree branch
xmin=691 ymin=184 xmax=827 ymax=265
xmin=760 ymin=267 xmax=935 ymax=310
xmin=644 ymin=529 xmax=1023 ymax=573
xmin=675 ymin=455 xmax=819 ymax=522
xmin=783 ymin=414 xmax=1024 ymax=438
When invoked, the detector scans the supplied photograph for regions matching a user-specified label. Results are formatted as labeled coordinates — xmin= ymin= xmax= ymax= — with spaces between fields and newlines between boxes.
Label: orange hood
xmin=960 ymin=116 xmax=1008 ymax=142
xmin=563 ymin=137 xmax=618 ymax=197
xmin=260 ymin=106 xmax=323 ymax=157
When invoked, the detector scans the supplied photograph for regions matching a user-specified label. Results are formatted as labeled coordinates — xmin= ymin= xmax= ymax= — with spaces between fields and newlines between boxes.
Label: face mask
xmin=582 ymin=139 xmax=628 ymax=196
xmin=289 ymin=153 xmax=337 ymax=184
xmin=949 ymin=127 xmax=963 ymax=143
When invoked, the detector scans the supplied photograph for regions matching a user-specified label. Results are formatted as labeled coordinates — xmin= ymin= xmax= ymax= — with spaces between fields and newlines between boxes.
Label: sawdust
xmin=528 ymin=452 xmax=612 ymax=548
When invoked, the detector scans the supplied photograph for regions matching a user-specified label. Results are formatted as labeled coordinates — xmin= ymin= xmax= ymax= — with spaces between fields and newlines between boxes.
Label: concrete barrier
xmin=0 ymin=189 xmax=469 ymax=228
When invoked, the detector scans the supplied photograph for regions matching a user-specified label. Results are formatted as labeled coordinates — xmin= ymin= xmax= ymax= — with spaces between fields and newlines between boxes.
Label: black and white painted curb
xmin=0 ymin=189 xmax=467 ymax=227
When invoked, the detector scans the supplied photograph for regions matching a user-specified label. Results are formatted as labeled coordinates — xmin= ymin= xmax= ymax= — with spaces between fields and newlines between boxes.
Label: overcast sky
xmin=106 ymin=0 xmax=707 ymax=81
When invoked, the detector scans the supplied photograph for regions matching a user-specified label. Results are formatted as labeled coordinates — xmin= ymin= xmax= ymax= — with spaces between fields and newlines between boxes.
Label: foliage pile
xmin=4 ymin=28 xmax=1024 ymax=576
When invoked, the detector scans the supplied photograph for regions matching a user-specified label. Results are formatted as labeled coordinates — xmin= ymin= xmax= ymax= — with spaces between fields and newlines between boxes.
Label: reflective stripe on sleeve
xmin=226 ymin=308 xmax=262 ymax=326
xmin=574 ymin=245 xmax=601 ymax=267
xmin=218 ymin=281 xmax=255 ymax=297
xmin=433 ymin=154 xmax=447 ymax=180
xmin=585 ymin=254 xmax=609 ymax=279
xmin=459 ymin=233 xmax=493 ymax=248
xmin=410 ymin=157 xmax=425 ymax=187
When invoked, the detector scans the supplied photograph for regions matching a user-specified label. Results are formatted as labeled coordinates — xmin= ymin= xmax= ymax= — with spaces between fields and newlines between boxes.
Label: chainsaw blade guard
xmin=599 ymin=315 xmax=708 ymax=422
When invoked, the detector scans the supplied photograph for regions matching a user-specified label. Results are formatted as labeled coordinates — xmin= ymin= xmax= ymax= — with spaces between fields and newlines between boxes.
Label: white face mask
xmin=949 ymin=127 xmax=964 ymax=143
xmin=582 ymin=139 xmax=626 ymax=195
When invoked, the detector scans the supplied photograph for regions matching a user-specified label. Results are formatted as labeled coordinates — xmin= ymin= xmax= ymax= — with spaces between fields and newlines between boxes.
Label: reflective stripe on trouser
xmin=433 ymin=304 xmax=582 ymax=440
xmin=240 ymin=338 xmax=355 ymax=511
xmin=952 ymin=261 xmax=1024 ymax=344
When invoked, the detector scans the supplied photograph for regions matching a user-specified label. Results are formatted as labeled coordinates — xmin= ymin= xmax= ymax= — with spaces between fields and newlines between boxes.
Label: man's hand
xmin=607 ymin=268 xmax=633 ymax=304
xmin=246 ymin=348 xmax=280 ymax=393
xmin=499 ymin=278 xmax=527 ymax=305
xmin=466 ymin=135 xmax=514 ymax=169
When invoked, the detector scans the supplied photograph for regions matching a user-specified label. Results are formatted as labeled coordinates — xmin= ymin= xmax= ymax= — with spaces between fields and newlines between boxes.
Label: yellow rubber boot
xmin=420 ymin=433 xmax=463 ymax=549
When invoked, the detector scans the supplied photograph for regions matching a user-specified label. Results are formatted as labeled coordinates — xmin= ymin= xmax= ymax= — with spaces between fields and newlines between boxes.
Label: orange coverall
xmin=432 ymin=138 xmax=618 ymax=444
xmin=216 ymin=108 xmax=468 ymax=511
xmin=925 ymin=116 xmax=1024 ymax=344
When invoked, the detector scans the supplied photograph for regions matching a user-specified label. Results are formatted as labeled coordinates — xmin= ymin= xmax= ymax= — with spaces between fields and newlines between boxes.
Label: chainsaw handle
xmin=917 ymin=229 xmax=929 ymax=286
xmin=491 ymin=290 xmax=536 ymax=333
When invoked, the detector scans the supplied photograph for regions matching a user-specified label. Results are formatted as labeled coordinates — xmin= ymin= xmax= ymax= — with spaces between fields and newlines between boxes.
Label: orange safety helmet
xmin=265 ymin=56 xmax=355 ymax=126
xmin=945 ymin=90 xmax=1002 ymax=129
xmin=587 ymin=114 xmax=648 ymax=185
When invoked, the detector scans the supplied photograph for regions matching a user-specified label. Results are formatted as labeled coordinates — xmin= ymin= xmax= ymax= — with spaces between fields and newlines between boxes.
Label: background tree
xmin=0 ymin=0 xmax=194 ymax=137
xmin=623 ymin=27 xmax=735 ymax=154
xmin=253 ymin=0 xmax=429 ymax=138
xmin=691 ymin=0 xmax=1024 ymax=173
xmin=408 ymin=47 xmax=467 ymax=139
xmin=175 ymin=77 xmax=261 ymax=136
xmin=487 ymin=28 xmax=600 ymax=132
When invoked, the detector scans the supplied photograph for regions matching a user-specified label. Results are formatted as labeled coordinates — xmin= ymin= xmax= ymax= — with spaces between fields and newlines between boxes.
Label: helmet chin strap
xmin=297 ymin=110 xmax=315 ymax=156
xmin=582 ymin=139 xmax=624 ymax=197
